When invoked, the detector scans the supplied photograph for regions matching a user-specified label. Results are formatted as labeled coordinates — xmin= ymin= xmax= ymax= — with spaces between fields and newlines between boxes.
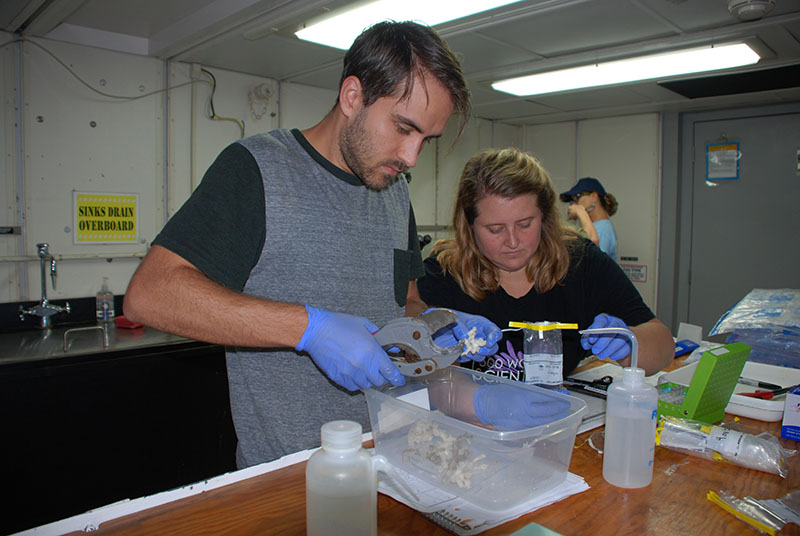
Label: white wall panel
xmin=524 ymin=115 xmax=660 ymax=310
xmin=578 ymin=114 xmax=659 ymax=308
xmin=18 ymin=37 xmax=164 ymax=300
xmin=483 ymin=121 xmax=522 ymax=151
xmin=436 ymin=117 xmax=479 ymax=236
xmin=189 ymin=65 xmax=278 ymax=191
xmin=414 ymin=118 xmax=521 ymax=257
xmin=0 ymin=38 xmax=284 ymax=303
xmin=279 ymin=81 xmax=334 ymax=131
xmin=407 ymin=138 xmax=437 ymax=231
xmin=525 ymin=121 xmax=577 ymax=196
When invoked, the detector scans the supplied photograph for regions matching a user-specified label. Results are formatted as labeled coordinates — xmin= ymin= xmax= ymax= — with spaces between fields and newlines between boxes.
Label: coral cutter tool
xmin=373 ymin=308 xmax=464 ymax=377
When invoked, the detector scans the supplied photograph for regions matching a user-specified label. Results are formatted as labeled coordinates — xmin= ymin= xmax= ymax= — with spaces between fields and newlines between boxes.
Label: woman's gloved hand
xmin=296 ymin=305 xmax=405 ymax=391
xmin=473 ymin=384 xmax=571 ymax=430
xmin=580 ymin=313 xmax=632 ymax=361
xmin=429 ymin=309 xmax=501 ymax=362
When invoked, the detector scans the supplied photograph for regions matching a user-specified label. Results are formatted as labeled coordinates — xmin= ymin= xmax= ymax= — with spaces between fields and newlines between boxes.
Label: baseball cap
xmin=560 ymin=177 xmax=606 ymax=203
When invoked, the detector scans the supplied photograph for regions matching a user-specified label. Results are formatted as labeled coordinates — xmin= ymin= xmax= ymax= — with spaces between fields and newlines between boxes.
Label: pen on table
xmin=738 ymin=377 xmax=782 ymax=391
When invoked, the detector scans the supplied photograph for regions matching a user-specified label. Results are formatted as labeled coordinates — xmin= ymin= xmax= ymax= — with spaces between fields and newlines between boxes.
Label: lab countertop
xmin=0 ymin=323 xmax=199 ymax=366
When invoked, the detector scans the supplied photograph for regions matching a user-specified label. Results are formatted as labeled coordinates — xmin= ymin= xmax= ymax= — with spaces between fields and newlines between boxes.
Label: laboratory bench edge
xmin=0 ymin=296 xmax=238 ymax=536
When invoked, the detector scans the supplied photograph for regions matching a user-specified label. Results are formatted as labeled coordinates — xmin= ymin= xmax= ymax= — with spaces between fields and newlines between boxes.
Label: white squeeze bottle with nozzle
xmin=95 ymin=276 xmax=114 ymax=323
xmin=305 ymin=420 xmax=417 ymax=536
xmin=603 ymin=366 xmax=658 ymax=488
xmin=582 ymin=326 xmax=658 ymax=488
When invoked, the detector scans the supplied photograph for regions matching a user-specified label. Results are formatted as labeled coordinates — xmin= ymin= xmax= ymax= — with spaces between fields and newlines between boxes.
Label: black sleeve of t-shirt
xmin=152 ymin=142 xmax=266 ymax=291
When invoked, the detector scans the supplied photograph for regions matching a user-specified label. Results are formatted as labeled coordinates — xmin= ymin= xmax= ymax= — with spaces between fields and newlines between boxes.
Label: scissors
xmin=565 ymin=375 xmax=614 ymax=390
xmin=373 ymin=308 xmax=465 ymax=377
xmin=563 ymin=375 xmax=613 ymax=399
xmin=740 ymin=384 xmax=798 ymax=400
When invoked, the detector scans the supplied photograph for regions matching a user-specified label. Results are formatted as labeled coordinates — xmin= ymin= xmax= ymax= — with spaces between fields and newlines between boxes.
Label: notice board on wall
xmin=73 ymin=192 xmax=139 ymax=244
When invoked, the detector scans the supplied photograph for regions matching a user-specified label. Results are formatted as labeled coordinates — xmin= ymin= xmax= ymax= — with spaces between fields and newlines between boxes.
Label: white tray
xmin=658 ymin=361 xmax=800 ymax=422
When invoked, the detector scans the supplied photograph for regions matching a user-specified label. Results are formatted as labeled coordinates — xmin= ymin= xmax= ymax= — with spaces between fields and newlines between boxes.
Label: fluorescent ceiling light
xmin=295 ymin=0 xmax=523 ymax=50
xmin=492 ymin=43 xmax=762 ymax=97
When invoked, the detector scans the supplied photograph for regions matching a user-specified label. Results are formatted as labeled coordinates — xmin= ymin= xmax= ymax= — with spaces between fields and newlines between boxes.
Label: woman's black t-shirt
xmin=417 ymin=239 xmax=654 ymax=379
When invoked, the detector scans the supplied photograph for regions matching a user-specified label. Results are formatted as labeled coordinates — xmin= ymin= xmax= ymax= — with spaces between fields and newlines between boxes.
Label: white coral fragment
xmin=406 ymin=420 xmax=488 ymax=489
xmin=461 ymin=326 xmax=486 ymax=356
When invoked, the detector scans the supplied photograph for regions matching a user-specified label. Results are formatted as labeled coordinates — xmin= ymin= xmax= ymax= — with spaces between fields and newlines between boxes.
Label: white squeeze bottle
xmin=580 ymin=325 xmax=658 ymax=488
xmin=602 ymin=366 xmax=658 ymax=488
xmin=95 ymin=276 xmax=114 ymax=323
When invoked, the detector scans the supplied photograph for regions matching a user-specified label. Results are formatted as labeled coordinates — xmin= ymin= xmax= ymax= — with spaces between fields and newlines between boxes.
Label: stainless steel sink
xmin=0 ymin=323 xmax=193 ymax=365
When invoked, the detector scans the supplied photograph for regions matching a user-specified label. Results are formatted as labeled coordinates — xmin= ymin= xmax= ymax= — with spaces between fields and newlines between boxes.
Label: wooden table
xmin=60 ymin=413 xmax=800 ymax=536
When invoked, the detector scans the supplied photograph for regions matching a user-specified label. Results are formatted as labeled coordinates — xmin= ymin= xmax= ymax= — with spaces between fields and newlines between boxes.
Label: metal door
xmin=688 ymin=113 xmax=800 ymax=336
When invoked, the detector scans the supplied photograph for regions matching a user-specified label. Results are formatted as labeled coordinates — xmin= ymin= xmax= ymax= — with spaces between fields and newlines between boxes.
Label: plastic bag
xmin=709 ymin=289 xmax=800 ymax=368
xmin=655 ymin=416 xmax=796 ymax=477
xmin=708 ymin=489 xmax=800 ymax=535
xmin=707 ymin=490 xmax=785 ymax=535
xmin=710 ymin=288 xmax=800 ymax=335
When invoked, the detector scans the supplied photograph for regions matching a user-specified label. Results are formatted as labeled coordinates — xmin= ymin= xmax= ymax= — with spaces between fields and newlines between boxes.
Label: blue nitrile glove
xmin=429 ymin=309 xmax=501 ymax=362
xmin=580 ymin=313 xmax=632 ymax=361
xmin=473 ymin=384 xmax=571 ymax=430
xmin=296 ymin=305 xmax=405 ymax=392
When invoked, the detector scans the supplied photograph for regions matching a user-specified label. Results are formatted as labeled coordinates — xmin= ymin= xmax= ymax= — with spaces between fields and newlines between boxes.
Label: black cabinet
xmin=1 ymin=341 xmax=237 ymax=535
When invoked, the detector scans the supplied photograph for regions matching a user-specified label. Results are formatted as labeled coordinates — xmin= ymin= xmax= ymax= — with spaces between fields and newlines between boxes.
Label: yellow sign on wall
xmin=74 ymin=192 xmax=139 ymax=244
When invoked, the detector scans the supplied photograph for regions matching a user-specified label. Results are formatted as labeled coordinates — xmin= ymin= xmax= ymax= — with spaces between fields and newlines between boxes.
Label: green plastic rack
xmin=657 ymin=342 xmax=751 ymax=424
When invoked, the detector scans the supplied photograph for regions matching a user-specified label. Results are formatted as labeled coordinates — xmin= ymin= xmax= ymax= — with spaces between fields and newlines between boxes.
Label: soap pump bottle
xmin=581 ymin=325 xmax=658 ymax=488
xmin=95 ymin=277 xmax=114 ymax=323
xmin=305 ymin=420 xmax=417 ymax=536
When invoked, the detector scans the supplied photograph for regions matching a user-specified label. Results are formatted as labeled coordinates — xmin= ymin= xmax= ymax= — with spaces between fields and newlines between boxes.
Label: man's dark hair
xmin=339 ymin=20 xmax=470 ymax=136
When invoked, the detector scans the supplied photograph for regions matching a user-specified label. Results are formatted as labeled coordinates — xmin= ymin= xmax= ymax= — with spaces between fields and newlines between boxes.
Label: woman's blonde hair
xmin=433 ymin=147 xmax=580 ymax=301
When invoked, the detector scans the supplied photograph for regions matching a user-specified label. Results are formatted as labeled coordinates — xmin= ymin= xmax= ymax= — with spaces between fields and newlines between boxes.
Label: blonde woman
xmin=418 ymin=148 xmax=673 ymax=383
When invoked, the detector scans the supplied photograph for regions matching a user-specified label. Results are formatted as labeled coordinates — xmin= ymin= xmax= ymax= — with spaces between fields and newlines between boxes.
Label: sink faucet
xmin=19 ymin=243 xmax=71 ymax=328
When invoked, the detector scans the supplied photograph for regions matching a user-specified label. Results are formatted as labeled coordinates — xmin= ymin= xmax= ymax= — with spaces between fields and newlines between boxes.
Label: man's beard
xmin=340 ymin=109 xmax=407 ymax=192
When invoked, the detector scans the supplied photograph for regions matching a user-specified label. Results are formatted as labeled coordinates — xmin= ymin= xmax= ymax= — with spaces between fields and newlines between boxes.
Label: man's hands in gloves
xmin=580 ymin=313 xmax=632 ymax=361
xmin=296 ymin=305 xmax=405 ymax=392
xmin=473 ymin=384 xmax=571 ymax=430
xmin=430 ymin=309 xmax=502 ymax=362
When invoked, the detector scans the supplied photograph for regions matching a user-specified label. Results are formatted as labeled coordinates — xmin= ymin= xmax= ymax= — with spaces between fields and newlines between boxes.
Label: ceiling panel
xmin=531 ymin=84 xmax=659 ymax=111
xmin=470 ymin=87 xmax=559 ymax=120
xmin=445 ymin=32 xmax=544 ymax=76
xmin=64 ymin=0 xmax=220 ymax=36
xmin=7 ymin=0 xmax=800 ymax=126
xmin=634 ymin=0 xmax=741 ymax=31
xmin=476 ymin=0 xmax=679 ymax=57
xmin=179 ymin=33 xmax=343 ymax=81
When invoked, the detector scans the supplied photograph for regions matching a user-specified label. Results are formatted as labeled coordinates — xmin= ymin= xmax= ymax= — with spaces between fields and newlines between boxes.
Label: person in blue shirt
xmin=561 ymin=177 xmax=618 ymax=262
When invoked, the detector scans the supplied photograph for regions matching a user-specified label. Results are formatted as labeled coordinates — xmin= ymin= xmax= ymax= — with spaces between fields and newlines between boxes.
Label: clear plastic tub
xmin=364 ymin=366 xmax=586 ymax=511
